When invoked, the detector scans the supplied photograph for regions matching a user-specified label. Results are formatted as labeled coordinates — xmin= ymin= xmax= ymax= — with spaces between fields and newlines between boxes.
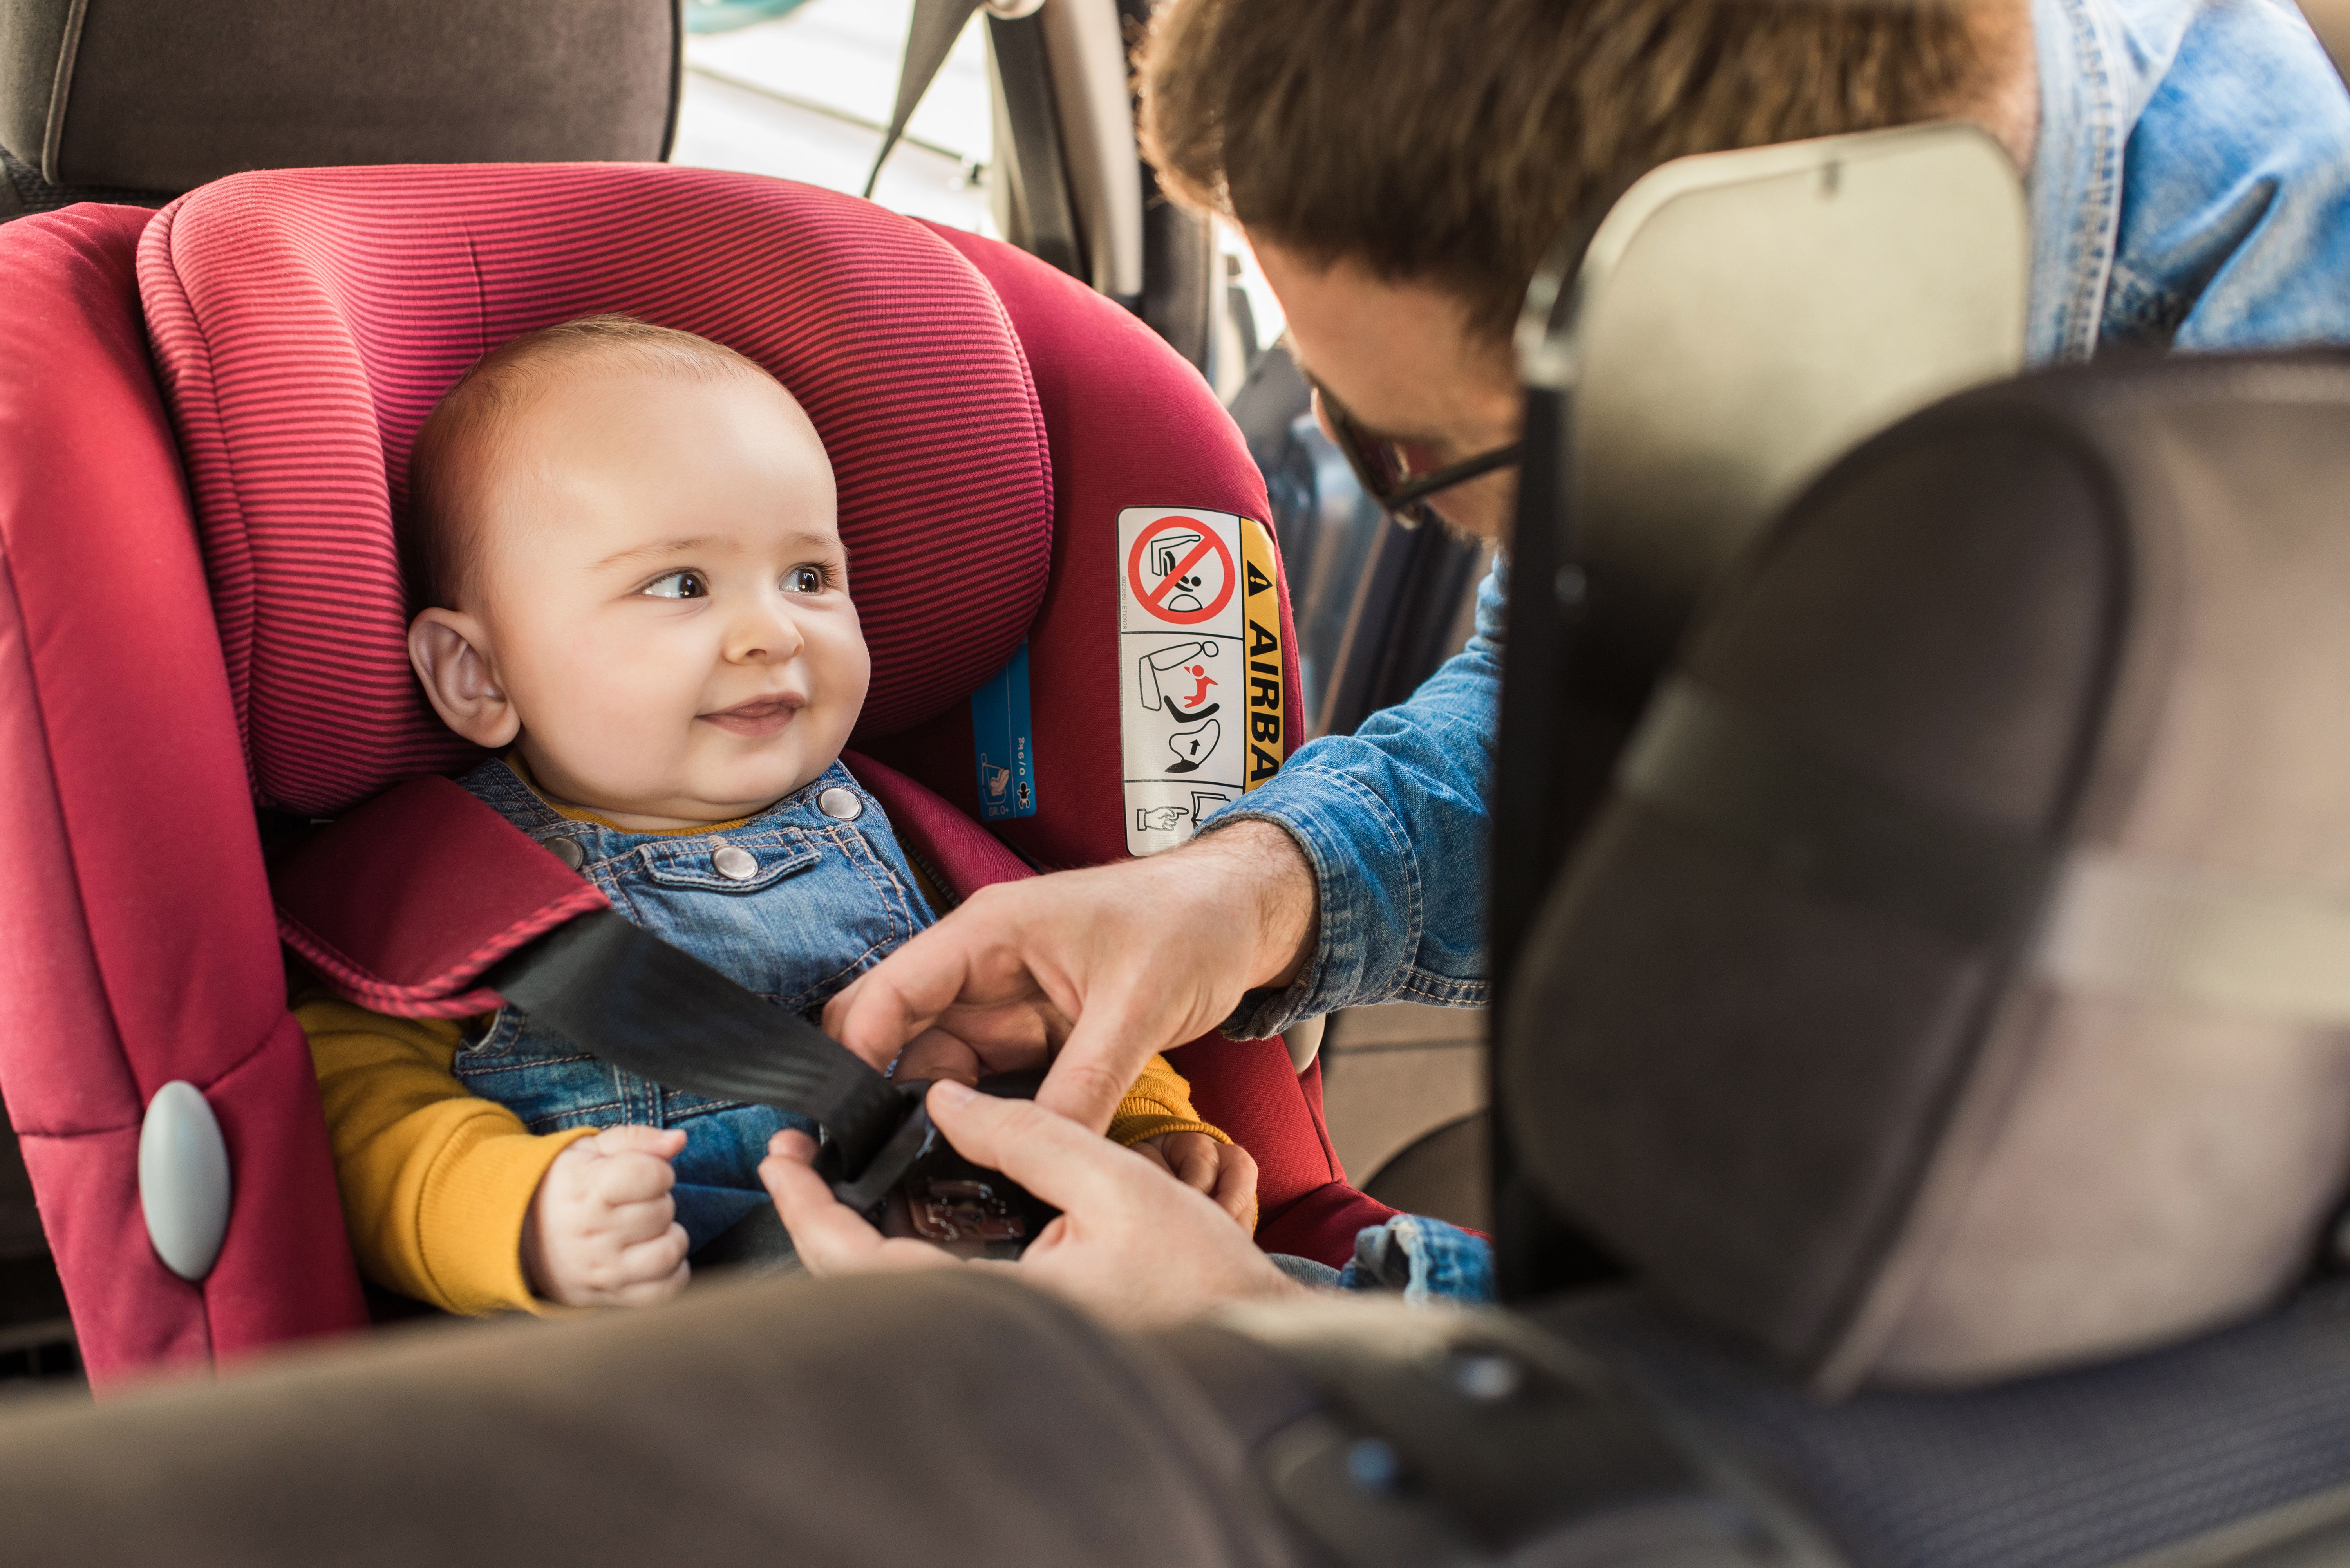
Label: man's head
xmin=1140 ymin=0 xmax=2034 ymax=537
xmin=401 ymin=315 xmax=866 ymax=829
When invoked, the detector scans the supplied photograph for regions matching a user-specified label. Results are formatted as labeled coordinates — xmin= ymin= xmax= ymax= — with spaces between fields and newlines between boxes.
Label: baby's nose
xmin=730 ymin=599 xmax=807 ymax=659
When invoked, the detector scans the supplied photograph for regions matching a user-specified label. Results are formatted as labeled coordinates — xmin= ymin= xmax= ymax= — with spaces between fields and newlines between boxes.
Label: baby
xmin=300 ymin=315 xmax=1254 ymax=1313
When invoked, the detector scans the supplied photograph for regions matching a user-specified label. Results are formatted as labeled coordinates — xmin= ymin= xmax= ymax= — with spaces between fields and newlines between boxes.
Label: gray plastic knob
xmin=138 ymin=1080 xmax=231 ymax=1283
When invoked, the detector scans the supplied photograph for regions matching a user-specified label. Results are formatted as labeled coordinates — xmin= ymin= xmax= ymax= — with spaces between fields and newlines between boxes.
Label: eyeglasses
xmin=1310 ymin=381 xmax=1524 ymax=531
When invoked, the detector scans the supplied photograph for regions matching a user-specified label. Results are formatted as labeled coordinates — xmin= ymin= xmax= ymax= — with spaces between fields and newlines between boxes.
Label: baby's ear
xmin=407 ymin=608 xmax=520 ymax=748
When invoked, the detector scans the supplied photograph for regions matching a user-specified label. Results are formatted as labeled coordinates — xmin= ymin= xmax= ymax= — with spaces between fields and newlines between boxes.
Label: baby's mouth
xmin=700 ymin=693 xmax=805 ymax=737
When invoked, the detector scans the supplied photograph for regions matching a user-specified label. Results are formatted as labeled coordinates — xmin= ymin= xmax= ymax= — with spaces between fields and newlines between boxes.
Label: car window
xmin=672 ymin=0 xmax=997 ymax=236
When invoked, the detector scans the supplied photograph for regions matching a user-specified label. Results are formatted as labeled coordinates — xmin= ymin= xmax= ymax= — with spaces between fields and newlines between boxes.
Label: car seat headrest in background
xmin=137 ymin=164 xmax=1052 ymax=816
xmin=0 ymin=0 xmax=676 ymax=195
xmin=1504 ymin=352 xmax=2350 ymax=1392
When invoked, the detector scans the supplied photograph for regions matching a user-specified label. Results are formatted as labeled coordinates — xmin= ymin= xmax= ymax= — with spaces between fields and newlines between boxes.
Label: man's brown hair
xmin=1141 ymin=0 xmax=2024 ymax=347
xmin=402 ymin=314 xmax=774 ymax=610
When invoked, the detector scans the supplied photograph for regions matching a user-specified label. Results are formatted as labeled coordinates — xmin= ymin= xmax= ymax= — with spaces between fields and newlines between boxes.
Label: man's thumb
xmin=593 ymin=1124 xmax=686 ymax=1159
xmin=1037 ymin=1007 xmax=1157 ymax=1133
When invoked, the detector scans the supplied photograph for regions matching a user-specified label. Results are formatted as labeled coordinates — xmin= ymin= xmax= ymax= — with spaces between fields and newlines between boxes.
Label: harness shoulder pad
xmin=272 ymin=775 xmax=608 ymax=1018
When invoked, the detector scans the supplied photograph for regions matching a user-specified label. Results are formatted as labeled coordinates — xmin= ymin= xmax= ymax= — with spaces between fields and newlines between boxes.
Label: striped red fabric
xmin=137 ymin=164 xmax=1052 ymax=816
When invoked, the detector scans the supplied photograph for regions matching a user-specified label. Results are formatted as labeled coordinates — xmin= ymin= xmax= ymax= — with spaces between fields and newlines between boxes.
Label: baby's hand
xmin=1130 ymin=1131 xmax=1258 ymax=1230
xmin=521 ymin=1125 xmax=692 ymax=1308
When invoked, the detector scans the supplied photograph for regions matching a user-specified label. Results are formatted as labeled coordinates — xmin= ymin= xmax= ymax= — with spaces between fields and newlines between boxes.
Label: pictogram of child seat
xmin=0 ymin=166 xmax=1396 ymax=1385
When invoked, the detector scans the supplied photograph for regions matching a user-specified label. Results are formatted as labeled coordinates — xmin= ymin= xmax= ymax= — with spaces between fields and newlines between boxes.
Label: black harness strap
xmin=484 ymin=909 xmax=912 ymax=1185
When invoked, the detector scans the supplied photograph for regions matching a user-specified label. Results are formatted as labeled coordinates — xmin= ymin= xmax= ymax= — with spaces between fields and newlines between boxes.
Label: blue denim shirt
xmin=1226 ymin=0 xmax=2350 ymax=1297
xmin=453 ymin=756 xmax=934 ymax=1250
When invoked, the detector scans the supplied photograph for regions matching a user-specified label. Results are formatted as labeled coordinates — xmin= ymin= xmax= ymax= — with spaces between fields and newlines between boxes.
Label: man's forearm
xmin=1180 ymin=817 xmax=1320 ymax=991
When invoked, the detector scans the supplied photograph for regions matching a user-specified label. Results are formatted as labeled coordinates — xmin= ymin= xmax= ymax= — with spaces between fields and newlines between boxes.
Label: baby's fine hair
xmin=401 ymin=314 xmax=781 ymax=611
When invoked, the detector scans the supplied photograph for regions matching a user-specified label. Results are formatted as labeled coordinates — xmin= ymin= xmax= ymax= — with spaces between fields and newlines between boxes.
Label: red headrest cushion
xmin=137 ymin=164 xmax=1052 ymax=815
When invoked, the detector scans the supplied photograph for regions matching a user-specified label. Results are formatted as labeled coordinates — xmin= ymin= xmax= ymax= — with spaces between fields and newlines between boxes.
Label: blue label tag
xmin=971 ymin=639 xmax=1038 ymax=821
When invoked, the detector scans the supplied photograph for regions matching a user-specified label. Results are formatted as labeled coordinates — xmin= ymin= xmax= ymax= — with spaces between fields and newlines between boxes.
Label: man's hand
xmin=823 ymin=821 xmax=1318 ymax=1131
xmin=1129 ymin=1131 xmax=1258 ymax=1229
xmin=761 ymin=1081 xmax=1309 ymax=1328
xmin=521 ymin=1125 xmax=692 ymax=1308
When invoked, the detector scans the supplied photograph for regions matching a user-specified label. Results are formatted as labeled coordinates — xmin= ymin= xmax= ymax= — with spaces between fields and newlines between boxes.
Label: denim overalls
xmin=453 ymin=756 xmax=935 ymax=1249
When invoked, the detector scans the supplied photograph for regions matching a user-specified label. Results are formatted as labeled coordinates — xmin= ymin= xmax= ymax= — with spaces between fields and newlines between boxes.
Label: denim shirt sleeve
xmin=2099 ymin=0 xmax=2350 ymax=356
xmin=1336 ymin=1215 xmax=1496 ymax=1304
xmin=1206 ymin=561 xmax=1504 ymax=1037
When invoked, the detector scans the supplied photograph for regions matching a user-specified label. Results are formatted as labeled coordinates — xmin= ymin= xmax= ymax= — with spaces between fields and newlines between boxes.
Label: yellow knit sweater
xmin=301 ymin=995 xmax=1228 ymax=1316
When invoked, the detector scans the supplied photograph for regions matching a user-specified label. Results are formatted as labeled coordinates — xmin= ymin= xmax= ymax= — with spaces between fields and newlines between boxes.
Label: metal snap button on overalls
xmin=712 ymin=845 xmax=760 ymax=881
xmin=546 ymin=836 xmax=586 ymax=870
xmin=817 ymin=787 xmax=865 ymax=822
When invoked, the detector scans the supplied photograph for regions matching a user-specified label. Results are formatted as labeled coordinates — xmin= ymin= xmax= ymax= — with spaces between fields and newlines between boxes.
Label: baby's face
xmin=437 ymin=368 xmax=865 ymax=828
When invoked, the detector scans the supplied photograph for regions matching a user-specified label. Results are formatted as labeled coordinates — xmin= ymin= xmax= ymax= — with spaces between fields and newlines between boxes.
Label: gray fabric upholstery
xmin=1555 ymin=1281 xmax=2350 ymax=1568
xmin=0 ymin=0 xmax=678 ymax=193
xmin=0 ymin=1270 xmax=1293 ymax=1567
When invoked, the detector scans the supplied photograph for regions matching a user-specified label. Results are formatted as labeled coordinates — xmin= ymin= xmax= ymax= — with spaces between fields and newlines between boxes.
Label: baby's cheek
xmin=811 ymin=620 xmax=871 ymax=737
xmin=543 ymin=666 xmax=700 ymax=792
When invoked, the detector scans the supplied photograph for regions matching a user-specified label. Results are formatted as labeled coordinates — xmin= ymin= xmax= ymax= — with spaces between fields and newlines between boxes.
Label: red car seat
xmin=0 ymin=164 xmax=1394 ymax=1386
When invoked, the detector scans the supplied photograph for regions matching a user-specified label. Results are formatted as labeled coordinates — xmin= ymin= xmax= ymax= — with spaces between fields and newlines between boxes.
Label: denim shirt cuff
xmin=1335 ymin=1215 xmax=1495 ymax=1304
xmin=1198 ymin=762 xmax=1423 ymax=1039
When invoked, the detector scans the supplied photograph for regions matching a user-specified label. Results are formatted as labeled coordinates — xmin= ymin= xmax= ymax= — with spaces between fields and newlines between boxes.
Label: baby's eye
xmin=784 ymin=565 xmax=828 ymax=594
xmin=643 ymin=570 xmax=709 ymax=600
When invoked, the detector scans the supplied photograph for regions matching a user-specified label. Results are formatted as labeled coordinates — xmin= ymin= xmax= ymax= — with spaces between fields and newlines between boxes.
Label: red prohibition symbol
xmin=1127 ymin=516 xmax=1236 ymax=626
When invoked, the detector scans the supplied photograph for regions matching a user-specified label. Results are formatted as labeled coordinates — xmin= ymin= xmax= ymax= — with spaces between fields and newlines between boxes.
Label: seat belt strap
xmin=862 ymin=0 xmax=983 ymax=199
xmin=864 ymin=2 xmax=1084 ymax=281
xmin=483 ymin=909 xmax=912 ymax=1180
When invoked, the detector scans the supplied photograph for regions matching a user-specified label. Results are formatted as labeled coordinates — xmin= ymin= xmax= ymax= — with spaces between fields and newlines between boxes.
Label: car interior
xmin=7 ymin=0 xmax=2350 ymax=1562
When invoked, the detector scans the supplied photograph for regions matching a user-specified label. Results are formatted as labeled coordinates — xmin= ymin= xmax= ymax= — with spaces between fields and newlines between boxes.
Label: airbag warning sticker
xmin=1119 ymin=506 xmax=1285 ymax=855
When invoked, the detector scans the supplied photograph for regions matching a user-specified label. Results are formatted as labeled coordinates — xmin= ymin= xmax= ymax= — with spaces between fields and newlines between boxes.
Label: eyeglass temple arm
xmin=1387 ymin=441 xmax=1527 ymax=507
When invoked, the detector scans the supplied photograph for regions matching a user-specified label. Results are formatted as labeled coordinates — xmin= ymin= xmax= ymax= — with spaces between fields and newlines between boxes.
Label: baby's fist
xmin=1133 ymin=1131 xmax=1258 ymax=1230
xmin=521 ymin=1125 xmax=691 ymax=1308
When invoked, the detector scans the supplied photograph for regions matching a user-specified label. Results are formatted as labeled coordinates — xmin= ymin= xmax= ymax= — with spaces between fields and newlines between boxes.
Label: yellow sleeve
xmin=299 ymin=995 xmax=593 ymax=1317
xmin=1105 ymin=1053 xmax=1231 ymax=1149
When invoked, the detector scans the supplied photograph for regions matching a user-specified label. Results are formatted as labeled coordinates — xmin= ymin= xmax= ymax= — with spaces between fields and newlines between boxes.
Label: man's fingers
xmin=759 ymin=1149 xmax=955 ymax=1278
xmin=1035 ymin=979 xmax=1181 ymax=1132
xmin=1126 ymin=1140 xmax=1175 ymax=1177
xmin=591 ymin=1124 xmax=687 ymax=1160
xmin=827 ymin=926 xmax=982 ymax=1072
xmin=819 ymin=973 xmax=868 ymax=1042
xmin=932 ymin=999 xmax=1067 ymax=1060
xmin=891 ymin=1027 xmax=984 ymax=1088
xmin=1032 ymin=1036 xmax=1140 ymax=1134
xmin=923 ymin=1082 xmax=1144 ymax=1216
